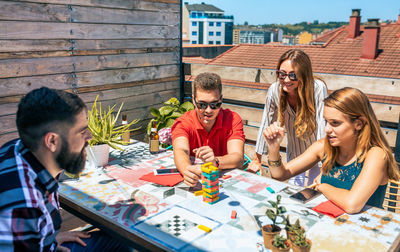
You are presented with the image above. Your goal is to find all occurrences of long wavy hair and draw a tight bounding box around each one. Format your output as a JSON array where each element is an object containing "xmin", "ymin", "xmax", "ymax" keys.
[
  {"xmin": 322, "ymin": 87, "xmax": 400, "ymax": 180},
  {"xmin": 277, "ymin": 49, "xmax": 320, "ymax": 139}
]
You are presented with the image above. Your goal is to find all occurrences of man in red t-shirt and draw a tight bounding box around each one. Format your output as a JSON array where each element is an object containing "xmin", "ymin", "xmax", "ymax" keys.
[{"xmin": 171, "ymin": 72, "xmax": 245, "ymax": 186}]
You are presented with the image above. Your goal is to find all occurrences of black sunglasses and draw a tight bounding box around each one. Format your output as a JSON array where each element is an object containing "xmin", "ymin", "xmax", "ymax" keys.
[
  {"xmin": 195, "ymin": 100, "xmax": 222, "ymax": 110},
  {"xmin": 276, "ymin": 70, "xmax": 298, "ymax": 81}
]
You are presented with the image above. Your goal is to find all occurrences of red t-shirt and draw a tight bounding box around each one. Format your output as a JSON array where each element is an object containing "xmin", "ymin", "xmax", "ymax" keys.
[{"xmin": 171, "ymin": 108, "xmax": 245, "ymax": 156}]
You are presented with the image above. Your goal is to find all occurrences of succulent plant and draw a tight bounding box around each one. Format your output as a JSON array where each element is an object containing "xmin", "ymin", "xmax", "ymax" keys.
[{"xmin": 266, "ymin": 195, "xmax": 287, "ymax": 231}]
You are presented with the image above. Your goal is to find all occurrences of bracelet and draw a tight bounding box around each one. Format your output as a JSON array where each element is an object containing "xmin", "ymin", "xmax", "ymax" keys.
[
  {"xmin": 267, "ymin": 156, "xmax": 282, "ymax": 167},
  {"xmin": 215, "ymin": 157, "xmax": 220, "ymax": 168}
]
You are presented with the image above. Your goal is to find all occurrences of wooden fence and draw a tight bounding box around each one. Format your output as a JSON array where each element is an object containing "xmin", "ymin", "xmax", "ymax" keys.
[{"xmin": 0, "ymin": 0, "xmax": 181, "ymax": 145}]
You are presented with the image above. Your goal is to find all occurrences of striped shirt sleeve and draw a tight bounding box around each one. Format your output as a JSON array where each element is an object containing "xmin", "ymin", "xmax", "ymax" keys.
[{"xmin": 255, "ymin": 82, "xmax": 279, "ymax": 155}]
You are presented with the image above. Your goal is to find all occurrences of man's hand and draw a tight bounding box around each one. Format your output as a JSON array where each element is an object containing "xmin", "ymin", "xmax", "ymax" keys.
[
  {"xmin": 247, "ymin": 159, "xmax": 261, "ymax": 173},
  {"xmin": 193, "ymin": 146, "xmax": 216, "ymax": 164},
  {"xmin": 56, "ymin": 231, "xmax": 91, "ymax": 252},
  {"xmin": 181, "ymin": 164, "xmax": 202, "ymax": 187},
  {"xmin": 263, "ymin": 122, "xmax": 285, "ymax": 151}
]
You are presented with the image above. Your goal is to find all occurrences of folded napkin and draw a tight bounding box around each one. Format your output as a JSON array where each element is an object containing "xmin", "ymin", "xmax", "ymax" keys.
[
  {"xmin": 140, "ymin": 172, "xmax": 183, "ymax": 187},
  {"xmin": 312, "ymin": 200, "xmax": 345, "ymax": 218}
]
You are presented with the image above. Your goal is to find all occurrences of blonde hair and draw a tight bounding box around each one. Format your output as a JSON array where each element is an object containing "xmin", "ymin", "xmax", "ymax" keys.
[
  {"xmin": 277, "ymin": 49, "xmax": 322, "ymax": 139},
  {"xmin": 322, "ymin": 87, "xmax": 400, "ymax": 180}
]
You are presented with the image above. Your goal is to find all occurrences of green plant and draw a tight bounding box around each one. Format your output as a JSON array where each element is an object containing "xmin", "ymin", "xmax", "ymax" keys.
[
  {"xmin": 266, "ymin": 195, "xmax": 287, "ymax": 232},
  {"xmin": 272, "ymin": 234, "xmax": 290, "ymax": 249},
  {"xmin": 285, "ymin": 217, "xmax": 302, "ymax": 233},
  {"xmin": 293, "ymin": 229, "xmax": 310, "ymax": 248},
  {"xmin": 147, "ymin": 97, "xmax": 194, "ymax": 135},
  {"xmin": 88, "ymin": 96, "xmax": 140, "ymax": 151}
]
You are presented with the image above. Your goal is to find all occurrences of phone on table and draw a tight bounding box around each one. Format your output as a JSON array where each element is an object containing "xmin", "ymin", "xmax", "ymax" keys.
[
  {"xmin": 289, "ymin": 188, "xmax": 321, "ymax": 203},
  {"xmin": 153, "ymin": 168, "xmax": 180, "ymax": 175}
]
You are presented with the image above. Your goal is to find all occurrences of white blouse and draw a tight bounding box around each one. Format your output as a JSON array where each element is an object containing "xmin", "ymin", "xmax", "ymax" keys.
[{"xmin": 255, "ymin": 79, "xmax": 328, "ymax": 186}]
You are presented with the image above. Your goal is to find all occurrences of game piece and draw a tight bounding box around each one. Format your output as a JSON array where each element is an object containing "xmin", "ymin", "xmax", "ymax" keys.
[
  {"xmin": 231, "ymin": 210, "xmax": 237, "ymax": 219},
  {"xmin": 198, "ymin": 224, "xmax": 212, "ymax": 233},
  {"xmin": 222, "ymin": 174, "xmax": 232, "ymax": 179},
  {"xmin": 266, "ymin": 187, "xmax": 275, "ymax": 193},
  {"xmin": 201, "ymin": 163, "xmax": 220, "ymax": 204},
  {"xmin": 194, "ymin": 190, "xmax": 203, "ymax": 196}
]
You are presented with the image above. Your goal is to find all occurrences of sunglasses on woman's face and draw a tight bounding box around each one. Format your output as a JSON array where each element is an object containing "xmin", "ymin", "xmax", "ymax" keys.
[
  {"xmin": 276, "ymin": 70, "xmax": 298, "ymax": 81},
  {"xmin": 195, "ymin": 100, "xmax": 222, "ymax": 110}
]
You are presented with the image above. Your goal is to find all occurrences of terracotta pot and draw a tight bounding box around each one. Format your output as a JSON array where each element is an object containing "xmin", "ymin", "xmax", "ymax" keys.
[
  {"xmin": 88, "ymin": 144, "xmax": 110, "ymax": 167},
  {"xmin": 270, "ymin": 240, "xmax": 291, "ymax": 252},
  {"xmin": 292, "ymin": 239, "xmax": 312, "ymax": 252},
  {"xmin": 261, "ymin": 225, "xmax": 281, "ymax": 249}
]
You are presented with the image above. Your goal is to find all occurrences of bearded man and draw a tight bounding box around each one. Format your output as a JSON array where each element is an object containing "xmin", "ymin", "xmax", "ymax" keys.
[{"xmin": 0, "ymin": 87, "xmax": 130, "ymax": 251}]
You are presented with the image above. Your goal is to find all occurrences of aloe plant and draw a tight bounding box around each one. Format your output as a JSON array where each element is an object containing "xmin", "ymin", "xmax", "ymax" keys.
[
  {"xmin": 293, "ymin": 229, "xmax": 310, "ymax": 248},
  {"xmin": 88, "ymin": 96, "xmax": 140, "ymax": 151},
  {"xmin": 266, "ymin": 195, "xmax": 287, "ymax": 231},
  {"xmin": 147, "ymin": 97, "xmax": 194, "ymax": 135},
  {"xmin": 285, "ymin": 217, "xmax": 302, "ymax": 233}
]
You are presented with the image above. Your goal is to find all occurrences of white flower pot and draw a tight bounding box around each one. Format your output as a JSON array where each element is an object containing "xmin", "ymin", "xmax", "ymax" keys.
[{"xmin": 87, "ymin": 144, "xmax": 110, "ymax": 167}]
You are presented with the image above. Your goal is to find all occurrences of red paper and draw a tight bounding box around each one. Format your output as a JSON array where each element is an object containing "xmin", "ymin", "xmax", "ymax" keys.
[
  {"xmin": 140, "ymin": 172, "xmax": 183, "ymax": 187},
  {"xmin": 312, "ymin": 200, "xmax": 345, "ymax": 218}
]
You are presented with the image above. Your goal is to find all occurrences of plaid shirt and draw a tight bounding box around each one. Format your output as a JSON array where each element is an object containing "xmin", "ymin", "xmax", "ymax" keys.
[{"xmin": 0, "ymin": 139, "xmax": 61, "ymax": 251}]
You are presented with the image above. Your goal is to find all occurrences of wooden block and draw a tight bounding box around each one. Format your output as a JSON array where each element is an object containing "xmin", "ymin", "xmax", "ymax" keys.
[
  {"xmin": 231, "ymin": 210, "xmax": 237, "ymax": 219},
  {"xmin": 194, "ymin": 190, "xmax": 203, "ymax": 196},
  {"xmin": 198, "ymin": 224, "xmax": 212, "ymax": 233},
  {"xmin": 222, "ymin": 175, "xmax": 232, "ymax": 179}
]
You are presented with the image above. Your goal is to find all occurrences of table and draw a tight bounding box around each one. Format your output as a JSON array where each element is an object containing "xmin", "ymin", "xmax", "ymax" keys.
[{"xmin": 59, "ymin": 141, "xmax": 400, "ymax": 252}]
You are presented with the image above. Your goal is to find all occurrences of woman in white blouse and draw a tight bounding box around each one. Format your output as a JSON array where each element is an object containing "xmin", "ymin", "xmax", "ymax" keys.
[{"xmin": 248, "ymin": 49, "xmax": 328, "ymax": 186}]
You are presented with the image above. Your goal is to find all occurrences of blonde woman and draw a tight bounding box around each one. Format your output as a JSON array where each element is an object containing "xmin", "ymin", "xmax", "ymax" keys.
[
  {"xmin": 248, "ymin": 49, "xmax": 327, "ymax": 186},
  {"xmin": 264, "ymin": 87, "xmax": 400, "ymax": 213}
]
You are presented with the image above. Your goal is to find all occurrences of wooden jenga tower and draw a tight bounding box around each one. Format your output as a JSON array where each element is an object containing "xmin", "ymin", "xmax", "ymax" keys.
[{"xmin": 201, "ymin": 162, "xmax": 219, "ymax": 204}]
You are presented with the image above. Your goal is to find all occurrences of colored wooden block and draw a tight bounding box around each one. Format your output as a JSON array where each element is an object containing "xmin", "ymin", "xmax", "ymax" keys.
[
  {"xmin": 203, "ymin": 196, "xmax": 219, "ymax": 204},
  {"xmin": 198, "ymin": 224, "xmax": 212, "ymax": 233},
  {"xmin": 231, "ymin": 210, "xmax": 237, "ymax": 219},
  {"xmin": 202, "ymin": 172, "xmax": 219, "ymax": 180},
  {"xmin": 202, "ymin": 179, "xmax": 219, "ymax": 187},
  {"xmin": 266, "ymin": 187, "xmax": 275, "ymax": 193},
  {"xmin": 222, "ymin": 174, "xmax": 232, "ymax": 179},
  {"xmin": 203, "ymin": 187, "xmax": 219, "ymax": 194},
  {"xmin": 194, "ymin": 190, "xmax": 203, "ymax": 196},
  {"xmin": 203, "ymin": 191, "xmax": 219, "ymax": 199}
]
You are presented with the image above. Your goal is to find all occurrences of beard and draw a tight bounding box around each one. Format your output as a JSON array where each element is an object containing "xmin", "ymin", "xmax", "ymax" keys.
[{"xmin": 56, "ymin": 137, "xmax": 88, "ymax": 175}]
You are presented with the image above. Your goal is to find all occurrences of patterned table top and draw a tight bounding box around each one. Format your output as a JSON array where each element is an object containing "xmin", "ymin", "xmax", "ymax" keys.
[{"xmin": 59, "ymin": 141, "xmax": 400, "ymax": 252}]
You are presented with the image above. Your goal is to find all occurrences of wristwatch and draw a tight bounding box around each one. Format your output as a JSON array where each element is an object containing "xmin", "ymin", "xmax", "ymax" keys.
[{"xmin": 215, "ymin": 158, "xmax": 220, "ymax": 168}]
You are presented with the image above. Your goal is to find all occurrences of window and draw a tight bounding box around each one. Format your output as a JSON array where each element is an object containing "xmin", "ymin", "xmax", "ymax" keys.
[
  {"xmin": 198, "ymin": 12, "xmax": 203, "ymax": 17},
  {"xmin": 191, "ymin": 12, "xmax": 196, "ymax": 18},
  {"xmin": 216, "ymin": 31, "xmax": 221, "ymax": 36},
  {"xmin": 209, "ymin": 41, "xmax": 214, "ymax": 44},
  {"xmin": 209, "ymin": 22, "xmax": 214, "ymax": 26},
  {"xmin": 192, "ymin": 41, "xmax": 197, "ymax": 44},
  {"xmin": 192, "ymin": 21, "xmax": 197, "ymax": 26},
  {"xmin": 209, "ymin": 31, "xmax": 214, "ymax": 36},
  {"xmin": 192, "ymin": 31, "xmax": 197, "ymax": 36},
  {"xmin": 216, "ymin": 41, "xmax": 221, "ymax": 45},
  {"xmin": 216, "ymin": 22, "xmax": 221, "ymax": 27}
]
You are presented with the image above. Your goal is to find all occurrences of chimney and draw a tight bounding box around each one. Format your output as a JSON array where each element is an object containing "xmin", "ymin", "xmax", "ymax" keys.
[
  {"xmin": 398, "ymin": 14, "xmax": 400, "ymax": 24},
  {"xmin": 184, "ymin": 2, "xmax": 188, "ymax": 5},
  {"xmin": 348, "ymin": 9, "xmax": 361, "ymax": 38},
  {"xmin": 361, "ymin": 19, "xmax": 380, "ymax": 60}
]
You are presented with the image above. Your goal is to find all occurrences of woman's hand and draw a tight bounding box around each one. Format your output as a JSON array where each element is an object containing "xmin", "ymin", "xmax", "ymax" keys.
[
  {"xmin": 263, "ymin": 122, "xmax": 285, "ymax": 151},
  {"xmin": 313, "ymin": 174, "xmax": 322, "ymax": 191}
]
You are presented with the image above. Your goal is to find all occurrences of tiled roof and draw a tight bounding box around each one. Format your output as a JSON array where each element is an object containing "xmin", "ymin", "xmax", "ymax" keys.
[
  {"xmin": 182, "ymin": 44, "xmax": 232, "ymax": 48},
  {"xmin": 206, "ymin": 23, "xmax": 400, "ymax": 79},
  {"xmin": 185, "ymin": 4, "xmax": 223, "ymax": 13},
  {"xmin": 182, "ymin": 56, "xmax": 211, "ymax": 64}
]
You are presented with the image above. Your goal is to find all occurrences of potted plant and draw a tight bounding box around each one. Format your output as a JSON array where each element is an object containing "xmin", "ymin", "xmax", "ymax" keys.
[
  {"xmin": 292, "ymin": 229, "xmax": 312, "ymax": 252},
  {"xmin": 88, "ymin": 96, "xmax": 140, "ymax": 166},
  {"xmin": 271, "ymin": 234, "xmax": 291, "ymax": 252},
  {"xmin": 285, "ymin": 217, "xmax": 303, "ymax": 242},
  {"xmin": 262, "ymin": 195, "xmax": 287, "ymax": 249},
  {"xmin": 147, "ymin": 97, "xmax": 194, "ymax": 147}
]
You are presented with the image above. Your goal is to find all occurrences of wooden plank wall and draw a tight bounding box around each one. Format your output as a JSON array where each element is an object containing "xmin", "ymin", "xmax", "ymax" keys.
[
  {"xmin": 185, "ymin": 63, "xmax": 400, "ymax": 165},
  {"xmin": 0, "ymin": 0, "xmax": 181, "ymax": 145}
]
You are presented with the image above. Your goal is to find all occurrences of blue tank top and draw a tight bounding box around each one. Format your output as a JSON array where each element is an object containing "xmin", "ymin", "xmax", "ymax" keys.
[{"xmin": 321, "ymin": 160, "xmax": 387, "ymax": 208}]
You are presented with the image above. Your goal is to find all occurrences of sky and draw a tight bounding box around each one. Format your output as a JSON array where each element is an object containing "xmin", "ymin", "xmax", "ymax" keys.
[{"xmin": 183, "ymin": 0, "xmax": 400, "ymax": 25}]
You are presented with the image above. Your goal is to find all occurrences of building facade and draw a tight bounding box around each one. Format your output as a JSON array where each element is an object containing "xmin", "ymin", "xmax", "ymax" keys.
[
  {"xmin": 237, "ymin": 29, "xmax": 282, "ymax": 44},
  {"xmin": 183, "ymin": 2, "xmax": 233, "ymax": 45}
]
